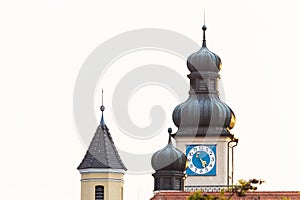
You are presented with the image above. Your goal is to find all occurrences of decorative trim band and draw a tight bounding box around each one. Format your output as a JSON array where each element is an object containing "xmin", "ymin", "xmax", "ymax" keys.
[
  {"xmin": 81, "ymin": 178, "xmax": 124, "ymax": 183},
  {"xmin": 79, "ymin": 168, "xmax": 125, "ymax": 174},
  {"xmin": 185, "ymin": 185, "xmax": 229, "ymax": 192}
]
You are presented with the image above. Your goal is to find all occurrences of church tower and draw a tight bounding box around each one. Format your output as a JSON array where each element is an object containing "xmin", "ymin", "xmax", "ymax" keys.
[
  {"xmin": 172, "ymin": 25, "xmax": 238, "ymax": 190},
  {"xmin": 77, "ymin": 91, "xmax": 127, "ymax": 200}
]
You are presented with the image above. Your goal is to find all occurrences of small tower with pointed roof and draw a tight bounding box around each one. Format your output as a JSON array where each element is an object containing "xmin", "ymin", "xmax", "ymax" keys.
[{"xmin": 78, "ymin": 90, "xmax": 126, "ymax": 200}]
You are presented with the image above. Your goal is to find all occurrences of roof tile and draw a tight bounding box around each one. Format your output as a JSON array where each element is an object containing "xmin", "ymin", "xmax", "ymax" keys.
[{"xmin": 77, "ymin": 124, "xmax": 127, "ymax": 170}]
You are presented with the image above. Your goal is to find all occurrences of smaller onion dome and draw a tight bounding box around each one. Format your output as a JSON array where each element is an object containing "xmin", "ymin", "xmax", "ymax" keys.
[
  {"xmin": 187, "ymin": 25, "xmax": 222, "ymax": 72},
  {"xmin": 151, "ymin": 128, "xmax": 187, "ymax": 172}
]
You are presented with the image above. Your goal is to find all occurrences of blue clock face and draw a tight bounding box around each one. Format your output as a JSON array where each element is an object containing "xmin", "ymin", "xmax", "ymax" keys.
[{"xmin": 186, "ymin": 145, "xmax": 216, "ymax": 176}]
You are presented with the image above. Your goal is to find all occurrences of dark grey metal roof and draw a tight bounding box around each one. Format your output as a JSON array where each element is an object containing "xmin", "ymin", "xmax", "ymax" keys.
[
  {"xmin": 151, "ymin": 128, "xmax": 186, "ymax": 191},
  {"xmin": 151, "ymin": 128, "xmax": 186, "ymax": 172},
  {"xmin": 77, "ymin": 108, "xmax": 127, "ymax": 170},
  {"xmin": 187, "ymin": 25, "xmax": 222, "ymax": 73},
  {"xmin": 172, "ymin": 24, "xmax": 235, "ymax": 138}
]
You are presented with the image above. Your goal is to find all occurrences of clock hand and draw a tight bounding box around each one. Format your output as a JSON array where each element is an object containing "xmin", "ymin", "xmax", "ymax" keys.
[
  {"xmin": 200, "ymin": 158, "xmax": 206, "ymax": 168},
  {"xmin": 196, "ymin": 153, "xmax": 207, "ymax": 168}
]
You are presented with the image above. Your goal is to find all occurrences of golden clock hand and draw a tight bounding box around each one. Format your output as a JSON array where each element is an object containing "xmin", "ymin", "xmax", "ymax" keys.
[
  {"xmin": 196, "ymin": 152, "xmax": 207, "ymax": 168},
  {"xmin": 200, "ymin": 158, "xmax": 206, "ymax": 168}
]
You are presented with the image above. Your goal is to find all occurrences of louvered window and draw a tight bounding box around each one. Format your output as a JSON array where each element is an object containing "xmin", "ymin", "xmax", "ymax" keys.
[
  {"xmin": 95, "ymin": 185, "xmax": 104, "ymax": 200},
  {"xmin": 174, "ymin": 178, "xmax": 181, "ymax": 190},
  {"xmin": 164, "ymin": 177, "xmax": 171, "ymax": 190}
]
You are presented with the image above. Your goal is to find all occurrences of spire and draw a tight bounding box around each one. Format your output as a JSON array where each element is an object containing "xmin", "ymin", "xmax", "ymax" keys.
[
  {"xmin": 202, "ymin": 10, "xmax": 207, "ymax": 47},
  {"xmin": 168, "ymin": 127, "xmax": 172, "ymax": 143},
  {"xmin": 204, "ymin": 9, "xmax": 206, "ymax": 24},
  {"xmin": 202, "ymin": 24, "xmax": 207, "ymax": 47},
  {"xmin": 100, "ymin": 89, "xmax": 105, "ymax": 126}
]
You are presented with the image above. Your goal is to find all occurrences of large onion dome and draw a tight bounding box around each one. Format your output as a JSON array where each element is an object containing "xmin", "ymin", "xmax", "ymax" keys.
[
  {"xmin": 172, "ymin": 96, "xmax": 236, "ymax": 136},
  {"xmin": 172, "ymin": 24, "xmax": 235, "ymax": 137}
]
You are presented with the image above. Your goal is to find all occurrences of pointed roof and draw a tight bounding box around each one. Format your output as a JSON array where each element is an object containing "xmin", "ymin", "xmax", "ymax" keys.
[
  {"xmin": 77, "ymin": 124, "xmax": 127, "ymax": 170},
  {"xmin": 77, "ymin": 91, "xmax": 126, "ymax": 171}
]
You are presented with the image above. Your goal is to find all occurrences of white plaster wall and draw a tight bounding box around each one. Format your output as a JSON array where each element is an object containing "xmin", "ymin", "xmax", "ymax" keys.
[{"xmin": 175, "ymin": 136, "xmax": 232, "ymax": 186}]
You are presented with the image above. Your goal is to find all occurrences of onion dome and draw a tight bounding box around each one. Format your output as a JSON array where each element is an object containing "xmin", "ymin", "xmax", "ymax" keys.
[
  {"xmin": 172, "ymin": 96, "xmax": 236, "ymax": 136},
  {"xmin": 172, "ymin": 24, "xmax": 235, "ymax": 137},
  {"xmin": 151, "ymin": 128, "xmax": 187, "ymax": 171},
  {"xmin": 187, "ymin": 25, "xmax": 222, "ymax": 73},
  {"xmin": 151, "ymin": 128, "xmax": 187, "ymax": 191}
]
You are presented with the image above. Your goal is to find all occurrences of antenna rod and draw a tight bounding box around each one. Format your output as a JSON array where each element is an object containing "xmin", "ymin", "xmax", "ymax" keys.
[
  {"xmin": 204, "ymin": 9, "xmax": 206, "ymax": 25},
  {"xmin": 102, "ymin": 88, "xmax": 103, "ymax": 106}
]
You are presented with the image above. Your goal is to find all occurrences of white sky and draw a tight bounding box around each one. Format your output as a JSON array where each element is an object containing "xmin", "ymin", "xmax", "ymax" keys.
[{"xmin": 1, "ymin": 1, "xmax": 300, "ymax": 200}]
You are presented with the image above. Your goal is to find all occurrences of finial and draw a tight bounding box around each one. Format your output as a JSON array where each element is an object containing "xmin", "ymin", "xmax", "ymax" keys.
[
  {"xmin": 100, "ymin": 88, "xmax": 105, "ymax": 112},
  {"xmin": 202, "ymin": 10, "xmax": 207, "ymax": 47},
  {"xmin": 100, "ymin": 88, "xmax": 105, "ymax": 125},
  {"xmin": 168, "ymin": 127, "xmax": 172, "ymax": 143}
]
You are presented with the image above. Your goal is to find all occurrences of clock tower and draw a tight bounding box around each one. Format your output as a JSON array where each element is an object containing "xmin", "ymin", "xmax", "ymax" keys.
[{"xmin": 172, "ymin": 25, "xmax": 238, "ymax": 190}]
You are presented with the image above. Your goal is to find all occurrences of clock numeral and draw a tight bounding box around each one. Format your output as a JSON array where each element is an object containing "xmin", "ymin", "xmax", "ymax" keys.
[
  {"xmin": 189, "ymin": 163, "xmax": 194, "ymax": 168},
  {"xmin": 209, "ymin": 163, "xmax": 213, "ymax": 167},
  {"xmin": 211, "ymin": 157, "xmax": 214, "ymax": 162},
  {"xmin": 189, "ymin": 152, "xmax": 193, "ymax": 156},
  {"xmin": 204, "ymin": 167, "xmax": 208, "ymax": 172},
  {"xmin": 188, "ymin": 158, "xmax": 191, "ymax": 162}
]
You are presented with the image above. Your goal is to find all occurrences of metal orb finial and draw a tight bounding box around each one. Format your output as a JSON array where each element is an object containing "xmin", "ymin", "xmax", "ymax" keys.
[
  {"xmin": 202, "ymin": 9, "xmax": 207, "ymax": 33},
  {"xmin": 100, "ymin": 88, "xmax": 106, "ymax": 125},
  {"xmin": 202, "ymin": 25, "xmax": 207, "ymax": 47},
  {"xmin": 100, "ymin": 88, "xmax": 105, "ymax": 112},
  {"xmin": 100, "ymin": 105, "xmax": 105, "ymax": 111},
  {"xmin": 201, "ymin": 10, "xmax": 207, "ymax": 47}
]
